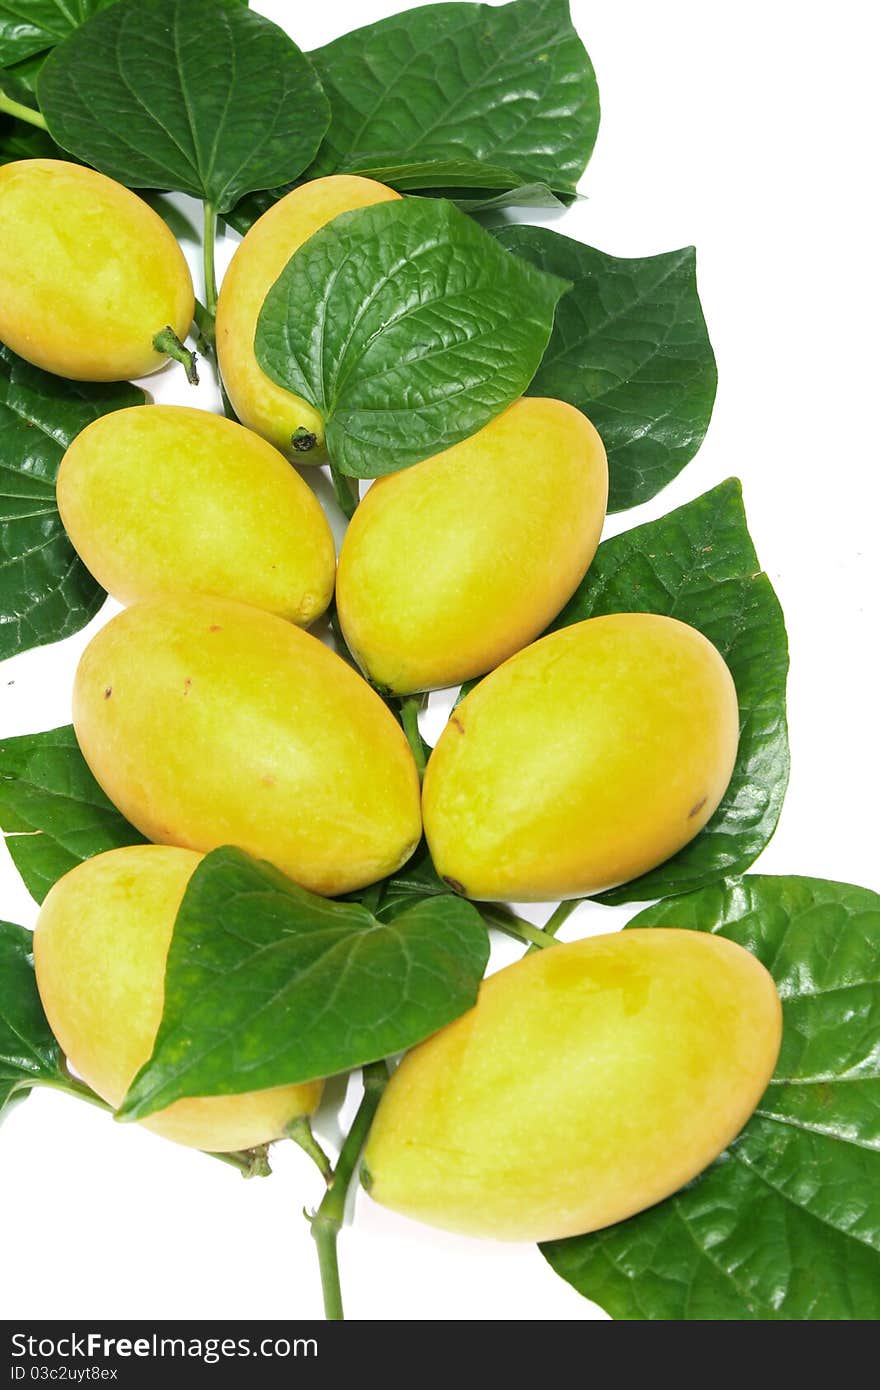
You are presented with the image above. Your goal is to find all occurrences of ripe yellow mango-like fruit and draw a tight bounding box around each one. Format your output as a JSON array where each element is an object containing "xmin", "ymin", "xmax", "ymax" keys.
[
  {"xmin": 336, "ymin": 399, "xmax": 608, "ymax": 694},
  {"xmin": 216, "ymin": 175, "xmax": 400, "ymax": 456},
  {"xmin": 0, "ymin": 160, "xmax": 193, "ymax": 381},
  {"xmin": 57, "ymin": 405, "xmax": 335, "ymax": 625},
  {"xmin": 34, "ymin": 845, "xmax": 321, "ymax": 1151},
  {"xmin": 73, "ymin": 597, "xmax": 421, "ymax": 896},
  {"xmin": 363, "ymin": 928, "xmax": 781, "ymax": 1241},
  {"xmin": 423, "ymin": 613, "xmax": 739, "ymax": 901}
]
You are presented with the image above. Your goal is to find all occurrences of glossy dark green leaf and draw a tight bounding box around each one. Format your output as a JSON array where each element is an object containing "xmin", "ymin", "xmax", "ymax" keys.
[
  {"xmin": 226, "ymin": 171, "xmax": 563, "ymax": 238},
  {"xmin": 307, "ymin": 0, "xmax": 598, "ymax": 195},
  {"xmin": 0, "ymin": 918, "xmax": 63, "ymax": 1117},
  {"xmin": 548, "ymin": 479, "xmax": 788, "ymax": 904},
  {"xmin": 0, "ymin": 0, "xmax": 116, "ymax": 67},
  {"xmin": 0, "ymin": 47, "xmax": 46, "ymax": 97},
  {"xmin": 543, "ymin": 876, "xmax": 880, "ymax": 1320},
  {"xmin": 0, "ymin": 345, "xmax": 144, "ymax": 661},
  {"xmin": 119, "ymin": 847, "xmax": 489, "ymax": 1121},
  {"xmin": 37, "ymin": 0, "xmax": 329, "ymax": 213},
  {"xmin": 0, "ymin": 725, "xmax": 145, "ymax": 904},
  {"xmin": 495, "ymin": 227, "xmax": 717, "ymax": 511},
  {"xmin": 256, "ymin": 197, "xmax": 567, "ymax": 478}
]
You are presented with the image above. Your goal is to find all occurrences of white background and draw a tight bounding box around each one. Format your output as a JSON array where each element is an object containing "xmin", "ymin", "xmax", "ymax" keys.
[{"xmin": 1, "ymin": 0, "xmax": 877, "ymax": 1322}]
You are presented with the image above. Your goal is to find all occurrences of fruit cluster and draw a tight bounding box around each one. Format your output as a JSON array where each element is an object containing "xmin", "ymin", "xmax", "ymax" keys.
[{"xmin": 0, "ymin": 156, "xmax": 783, "ymax": 1254}]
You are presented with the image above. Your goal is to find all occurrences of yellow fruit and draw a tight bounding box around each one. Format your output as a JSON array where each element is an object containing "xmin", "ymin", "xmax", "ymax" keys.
[
  {"xmin": 0, "ymin": 160, "xmax": 193, "ymax": 381},
  {"xmin": 423, "ymin": 613, "xmax": 739, "ymax": 901},
  {"xmin": 363, "ymin": 928, "xmax": 781, "ymax": 1241},
  {"xmin": 73, "ymin": 596, "xmax": 421, "ymax": 896},
  {"xmin": 33, "ymin": 845, "xmax": 321, "ymax": 1151},
  {"xmin": 336, "ymin": 399, "xmax": 608, "ymax": 694},
  {"xmin": 216, "ymin": 175, "xmax": 400, "ymax": 456},
  {"xmin": 57, "ymin": 405, "xmax": 336, "ymax": 625}
]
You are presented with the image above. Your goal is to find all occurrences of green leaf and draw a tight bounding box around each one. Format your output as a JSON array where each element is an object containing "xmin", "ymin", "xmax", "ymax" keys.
[
  {"xmin": 226, "ymin": 171, "xmax": 564, "ymax": 238},
  {"xmin": 543, "ymin": 875, "xmax": 880, "ymax": 1320},
  {"xmin": 0, "ymin": 0, "xmax": 116, "ymax": 67},
  {"xmin": 255, "ymin": 196, "xmax": 567, "ymax": 478},
  {"xmin": 37, "ymin": 0, "xmax": 330, "ymax": 213},
  {"xmin": 118, "ymin": 847, "xmax": 489, "ymax": 1122},
  {"xmin": 0, "ymin": 918, "xmax": 63, "ymax": 1118},
  {"xmin": 306, "ymin": 0, "xmax": 599, "ymax": 196},
  {"xmin": 0, "ymin": 344, "xmax": 144, "ymax": 661},
  {"xmin": 344, "ymin": 839, "xmax": 449, "ymax": 923},
  {"xmin": 0, "ymin": 53, "xmax": 69, "ymax": 164},
  {"xmin": 0, "ymin": 109, "xmax": 60, "ymax": 164},
  {"xmin": 495, "ymin": 226, "xmax": 717, "ymax": 511},
  {"xmin": 0, "ymin": 726, "xmax": 145, "ymax": 905},
  {"xmin": 547, "ymin": 479, "xmax": 788, "ymax": 904}
]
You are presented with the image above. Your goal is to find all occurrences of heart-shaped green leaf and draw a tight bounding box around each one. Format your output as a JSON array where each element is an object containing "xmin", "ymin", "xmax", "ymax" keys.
[
  {"xmin": 495, "ymin": 226, "xmax": 717, "ymax": 512},
  {"xmin": 0, "ymin": 918, "xmax": 63, "ymax": 1117},
  {"xmin": 0, "ymin": 726, "xmax": 145, "ymax": 904},
  {"xmin": 0, "ymin": 345, "xmax": 144, "ymax": 661},
  {"xmin": 552, "ymin": 479, "xmax": 789, "ymax": 904},
  {"xmin": 543, "ymin": 875, "xmax": 880, "ymax": 1320},
  {"xmin": 118, "ymin": 847, "xmax": 489, "ymax": 1122},
  {"xmin": 307, "ymin": 0, "xmax": 598, "ymax": 195},
  {"xmin": 255, "ymin": 196, "xmax": 567, "ymax": 478},
  {"xmin": 37, "ymin": 0, "xmax": 329, "ymax": 213},
  {"xmin": 0, "ymin": 0, "xmax": 117, "ymax": 67}
]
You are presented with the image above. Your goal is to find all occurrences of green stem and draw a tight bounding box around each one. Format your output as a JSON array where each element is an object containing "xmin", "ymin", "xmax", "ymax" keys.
[
  {"xmin": 192, "ymin": 297, "xmax": 215, "ymax": 356},
  {"xmin": 478, "ymin": 903, "xmax": 557, "ymax": 951},
  {"xmin": 39, "ymin": 1074, "xmax": 113, "ymax": 1113},
  {"xmin": 0, "ymin": 90, "xmax": 48, "ymax": 130},
  {"xmin": 325, "ymin": 598, "xmax": 359, "ymax": 670},
  {"xmin": 330, "ymin": 464, "xmax": 359, "ymax": 520},
  {"xmin": 153, "ymin": 325, "xmax": 199, "ymax": 385},
  {"xmin": 287, "ymin": 1116, "xmax": 333, "ymax": 1184},
  {"xmin": 37, "ymin": 1073, "xmax": 269, "ymax": 1176},
  {"xmin": 399, "ymin": 694, "xmax": 428, "ymax": 779},
  {"xmin": 206, "ymin": 1144, "xmax": 271, "ymax": 1177},
  {"xmin": 309, "ymin": 1062, "xmax": 388, "ymax": 1320},
  {"xmin": 202, "ymin": 200, "xmax": 218, "ymax": 326},
  {"xmin": 538, "ymin": 899, "xmax": 581, "ymax": 946}
]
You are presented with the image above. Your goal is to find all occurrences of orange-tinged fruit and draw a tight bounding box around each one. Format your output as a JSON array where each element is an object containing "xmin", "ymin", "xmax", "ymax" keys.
[
  {"xmin": 363, "ymin": 928, "xmax": 782, "ymax": 1241},
  {"xmin": 216, "ymin": 175, "xmax": 400, "ymax": 456},
  {"xmin": 57, "ymin": 405, "xmax": 336, "ymax": 624},
  {"xmin": 336, "ymin": 398, "xmax": 608, "ymax": 694},
  {"xmin": 0, "ymin": 159, "xmax": 194, "ymax": 381},
  {"xmin": 73, "ymin": 597, "xmax": 422, "ymax": 896},
  {"xmin": 423, "ymin": 613, "xmax": 739, "ymax": 901},
  {"xmin": 34, "ymin": 846, "xmax": 321, "ymax": 1151}
]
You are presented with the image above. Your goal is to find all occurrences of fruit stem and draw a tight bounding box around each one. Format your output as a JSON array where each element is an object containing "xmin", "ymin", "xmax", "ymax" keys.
[
  {"xmin": 309, "ymin": 1062, "xmax": 388, "ymax": 1320},
  {"xmin": 153, "ymin": 326, "xmax": 199, "ymax": 385},
  {"xmin": 532, "ymin": 899, "xmax": 581, "ymax": 951},
  {"xmin": 192, "ymin": 297, "xmax": 215, "ymax": 355},
  {"xmin": 287, "ymin": 1115, "xmax": 333, "ymax": 1184},
  {"xmin": 478, "ymin": 903, "xmax": 557, "ymax": 950},
  {"xmin": 207, "ymin": 1144, "xmax": 272, "ymax": 1178},
  {"xmin": 202, "ymin": 200, "xmax": 219, "ymax": 326},
  {"xmin": 37, "ymin": 1072, "xmax": 269, "ymax": 1176},
  {"xmin": 330, "ymin": 465, "xmax": 359, "ymax": 520},
  {"xmin": 0, "ymin": 90, "xmax": 48, "ymax": 130},
  {"xmin": 399, "ymin": 694, "xmax": 429, "ymax": 779}
]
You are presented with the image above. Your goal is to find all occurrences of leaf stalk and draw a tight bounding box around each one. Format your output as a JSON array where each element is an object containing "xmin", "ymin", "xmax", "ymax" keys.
[{"xmin": 0, "ymin": 90, "xmax": 48, "ymax": 130}]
